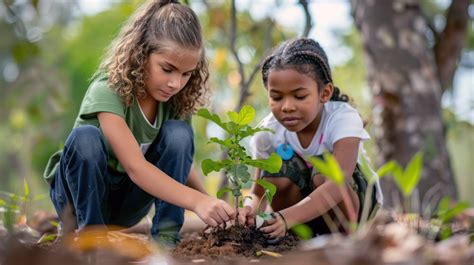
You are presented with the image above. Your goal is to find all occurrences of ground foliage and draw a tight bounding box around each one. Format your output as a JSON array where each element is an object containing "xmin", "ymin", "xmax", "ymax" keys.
[{"xmin": 0, "ymin": 209, "xmax": 473, "ymax": 265}]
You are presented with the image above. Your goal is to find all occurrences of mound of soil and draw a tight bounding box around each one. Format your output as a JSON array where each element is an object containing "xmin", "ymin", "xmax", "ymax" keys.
[{"xmin": 173, "ymin": 225, "xmax": 299, "ymax": 262}]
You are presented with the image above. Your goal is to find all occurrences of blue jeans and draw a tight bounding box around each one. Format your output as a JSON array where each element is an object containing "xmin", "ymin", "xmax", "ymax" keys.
[{"xmin": 50, "ymin": 120, "xmax": 194, "ymax": 242}]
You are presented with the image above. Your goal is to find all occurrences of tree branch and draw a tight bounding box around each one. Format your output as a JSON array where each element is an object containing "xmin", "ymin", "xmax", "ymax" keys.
[
  {"xmin": 230, "ymin": 0, "xmax": 246, "ymax": 85},
  {"xmin": 433, "ymin": 0, "xmax": 470, "ymax": 92},
  {"xmin": 236, "ymin": 19, "xmax": 275, "ymax": 110},
  {"xmin": 298, "ymin": 0, "xmax": 312, "ymax": 38}
]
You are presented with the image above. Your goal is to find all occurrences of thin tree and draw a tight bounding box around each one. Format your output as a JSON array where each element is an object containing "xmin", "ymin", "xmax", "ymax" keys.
[{"xmin": 350, "ymin": 0, "xmax": 469, "ymax": 212}]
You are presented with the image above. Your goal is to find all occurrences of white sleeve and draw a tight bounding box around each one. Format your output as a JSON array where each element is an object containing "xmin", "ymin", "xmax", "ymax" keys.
[
  {"xmin": 249, "ymin": 131, "xmax": 274, "ymax": 159},
  {"xmin": 328, "ymin": 107, "xmax": 370, "ymax": 145}
]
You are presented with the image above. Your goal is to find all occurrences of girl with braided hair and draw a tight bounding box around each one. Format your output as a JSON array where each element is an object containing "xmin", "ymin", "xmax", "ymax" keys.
[
  {"xmin": 44, "ymin": 0, "xmax": 235, "ymax": 245},
  {"xmin": 239, "ymin": 38, "xmax": 382, "ymax": 239}
]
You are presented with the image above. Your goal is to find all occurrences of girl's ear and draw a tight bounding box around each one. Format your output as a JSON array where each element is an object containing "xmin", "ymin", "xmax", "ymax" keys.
[{"xmin": 320, "ymin": 83, "xmax": 333, "ymax": 103}]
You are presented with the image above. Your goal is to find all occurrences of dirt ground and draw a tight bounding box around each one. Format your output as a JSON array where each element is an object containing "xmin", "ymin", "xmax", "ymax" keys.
[
  {"xmin": 1, "ymin": 209, "xmax": 473, "ymax": 265},
  {"xmin": 173, "ymin": 224, "xmax": 299, "ymax": 262}
]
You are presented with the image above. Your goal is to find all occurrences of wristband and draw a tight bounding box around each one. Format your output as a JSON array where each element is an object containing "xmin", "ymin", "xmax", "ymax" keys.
[{"xmin": 275, "ymin": 211, "xmax": 288, "ymax": 234}]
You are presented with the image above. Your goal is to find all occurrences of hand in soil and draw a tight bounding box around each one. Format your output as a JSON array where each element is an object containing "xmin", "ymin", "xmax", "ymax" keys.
[
  {"xmin": 237, "ymin": 206, "xmax": 255, "ymax": 227},
  {"xmin": 193, "ymin": 195, "xmax": 236, "ymax": 227},
  {"xmin": 259, "ymin": 212, "xmax": 287, "ymax": 239}
]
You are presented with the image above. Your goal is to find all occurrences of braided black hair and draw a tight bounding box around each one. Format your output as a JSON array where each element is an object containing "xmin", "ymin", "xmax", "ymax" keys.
[{"xmin": 261, "ymin": 38, "xmax": 348, "ymax": 102}]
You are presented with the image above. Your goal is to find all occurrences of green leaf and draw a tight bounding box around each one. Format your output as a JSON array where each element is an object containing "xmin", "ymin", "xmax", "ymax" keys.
[
  {"xmin": 228, "ymin": 164, "xmax": 250, "ymax": 183},
  {"xmin": 216, "ymin": 187, "xmax": 233, "ymax": 199},
  {"xmin": 255, "ymin": 179, "xmax": 277, "ymax": 205},
  {"xmin": 49, "ymin": 220, "xmax": 59, "ymax": 228},
  {"xmin": 291, "ymin": 224, "xmax": 313, "ymax": 240},
  {"xmin": 238, "ymin": 105, "xmax": 256, "ymax": 125},
  {"xmin": 309, "ymin": 153, "xmax": 344, "ymax": 186},
  {"xmin": 376, "ymin": 160, "xmax": 401, "ymax": 178},
  {"xmin": 201, "ymin": 159, "xmax": 228, "ymax": 176},
  {"xmin": 227, "ymin": 111, "xmax": 239, "ymax": 123},
  {"xmin": 225, "ymin": 122, "xmax": 239, "ymax": 134},
  {"xmin": 197, "ymin": 108, "xmax": 229, "ymax": 133},
  {"xmin": 38, "ymin": 234, "xmax": 58, "ymax": 244},
  {"xmin": 245, "ymin": 153, "xmax": 282, "ymax": 173},
  {"xmin": 324, "ymin": 153, "xmax": 345, "ymax": 185},
  {"xmin": 440, "ymin": 226, "xmax": 452, "ymax": 240},
  {"xmin": 227, "ymin": 105, "xmax": 255, "ymax": 126},
  {"xmin": 309, "ymin": 157, "xmax": 329, "ymax": 176},
  {"xmin": 441, "ymin": 202, "xmax": 469, "ymax": 224},
  {"xmin": 209, "ymin": 137, "xmax": 232, "ymax": 148},
  {"xmin": 239, "ymin": 127, "xmax": 273, "ymax": 139},
  {"xmin": 436, "ymin": 196, "xmax": 451, "ymax": 215},
  {"xmin": 394, "ymin": 152, "xmax": 423, "ymax": 197}
]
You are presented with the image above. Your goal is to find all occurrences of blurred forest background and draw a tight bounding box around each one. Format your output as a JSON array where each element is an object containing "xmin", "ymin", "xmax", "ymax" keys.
[{"xmin": 0, "ymin": 0, "xmax": 472, "ymax": 217}]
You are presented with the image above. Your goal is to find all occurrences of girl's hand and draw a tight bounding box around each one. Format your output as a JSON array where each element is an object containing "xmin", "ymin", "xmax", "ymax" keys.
[
  {"xmin": 193, "ymin": 196, "xmax": 236, "ymax": 227},
  {"xmin": 238, "ymin": 205, "xmax": 255, "ymax": 226},
  {"xmin": 259, "ymin": 212, "xmax": 287, "ymax": 238}
]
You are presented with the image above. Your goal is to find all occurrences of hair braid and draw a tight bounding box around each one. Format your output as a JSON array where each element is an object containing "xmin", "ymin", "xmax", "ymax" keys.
[
  {"xmin": 289, "ymin": 50, "xmax": 333, "ymax": 83},
  {"xmin": 261, "ymin": 38, "xmax": 349, "ymax": 103}
]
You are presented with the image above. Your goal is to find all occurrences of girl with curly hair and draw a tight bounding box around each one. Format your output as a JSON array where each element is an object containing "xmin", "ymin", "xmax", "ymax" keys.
[{"xmin": 44, "ymin": 0, "xmax": 235, "ymax": 245}]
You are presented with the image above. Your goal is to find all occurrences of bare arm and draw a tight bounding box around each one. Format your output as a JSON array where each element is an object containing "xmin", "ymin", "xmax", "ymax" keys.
[
  {"xmin": 186, "ymin": 167, "xmax": 208, "ymax": 195},
  {"xmin": 279, "ymin": 137, "xmax": 360, "ymax": 228},
  {"xmin": 98, "ymin": 112, "xmax": 235, "ymax": 226}
]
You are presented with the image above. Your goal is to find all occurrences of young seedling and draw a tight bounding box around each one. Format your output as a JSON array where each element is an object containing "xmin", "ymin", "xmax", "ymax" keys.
[
  {"xmin": 310, "ymin": 151, "xmax": 426, "ymax": 232},
  {"xmin": 376, "ymin": 152, "xmax": 424, "ymax": 212},
  {"xmin": 197, "ymin": 105, "xmax": 282, "ymax": 223},
  {"xmin": 0, "ymin": 178, "xmax": 31, "ymax": 232},
  {"xmin": 309, "ymin": 153, "xmax": 358, "ymax": 232}
]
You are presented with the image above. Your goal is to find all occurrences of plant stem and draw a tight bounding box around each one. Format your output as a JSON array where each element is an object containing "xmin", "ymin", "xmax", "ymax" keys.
[
  {"xmin": 339, "ymin": 186, "xmax": 357, "ymax": 232},
  {"xmin": 235, "ymin": 195, "xmax": 239, "ymax": 223},
  {"xmin": 255, "ymin": 194, "xmax": 265, "ymax": 215},
  {"xmin": 359, "ymin": 183, "xmax": 374, "ymax": 229}
]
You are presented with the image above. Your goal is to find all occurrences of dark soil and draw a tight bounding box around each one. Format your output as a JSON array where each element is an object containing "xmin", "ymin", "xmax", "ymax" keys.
[{"xmin": 173, "ymin": 224, "xmax": 299, "ymax": 262}]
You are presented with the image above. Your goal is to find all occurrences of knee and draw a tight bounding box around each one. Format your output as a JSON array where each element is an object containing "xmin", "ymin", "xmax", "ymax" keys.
[
  {"xmin": 159, "ymin": 120, "xmax": 194, "ymax": 154},
  {"xmin": 65, "ymin": 125, "xmax": 105, "ymax": 160}
]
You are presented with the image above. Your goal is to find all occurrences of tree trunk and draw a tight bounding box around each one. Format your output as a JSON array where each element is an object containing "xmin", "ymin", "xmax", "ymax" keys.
[{"xmin": 350, "ymin": 0, "xmax": 458, "ymax": 212}]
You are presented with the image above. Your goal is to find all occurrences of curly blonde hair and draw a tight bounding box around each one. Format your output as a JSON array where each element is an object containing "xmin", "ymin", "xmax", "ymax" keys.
[{"xmin": 97, "ymin": 0, "xmax": 209, "ymax": 118}]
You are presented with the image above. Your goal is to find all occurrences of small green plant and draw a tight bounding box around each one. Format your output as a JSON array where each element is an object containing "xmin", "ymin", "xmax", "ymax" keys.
[
  {"xmin": 309, "ymin": 152, "xmax": 425, "ymax": 231},
  {"xmin": 0, "ymin": 178, "xmax": 32, "ymax": 232},
  {"xmin": 432, "ymin": 196, "xmax": 470, "ymax": 240},
  {"xmin": 376, "ymin": 152, "xmax": 424, "ymax": 198},
  {"xmin": 197, "ymin": 105, "xmax": 282, "ymax": 222},
  {"xmin": 309, "ymin": 153, "xmax": 358, "ymax": 232}
]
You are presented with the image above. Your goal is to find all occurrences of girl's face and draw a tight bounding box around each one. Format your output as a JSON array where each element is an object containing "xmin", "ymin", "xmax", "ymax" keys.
[
  {"xmin": 267, "ymin": 68, "xmax": 332, "ymax": 134},
  {"xmin": 144, "ymin": 46, "xmax": 200, "ymax": 102}
]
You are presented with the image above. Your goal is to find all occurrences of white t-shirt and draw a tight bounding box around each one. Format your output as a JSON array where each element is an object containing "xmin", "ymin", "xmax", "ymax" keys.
[{"xmin": 250, "ymin": 101, "xmax": 383, "ymax": 204}]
